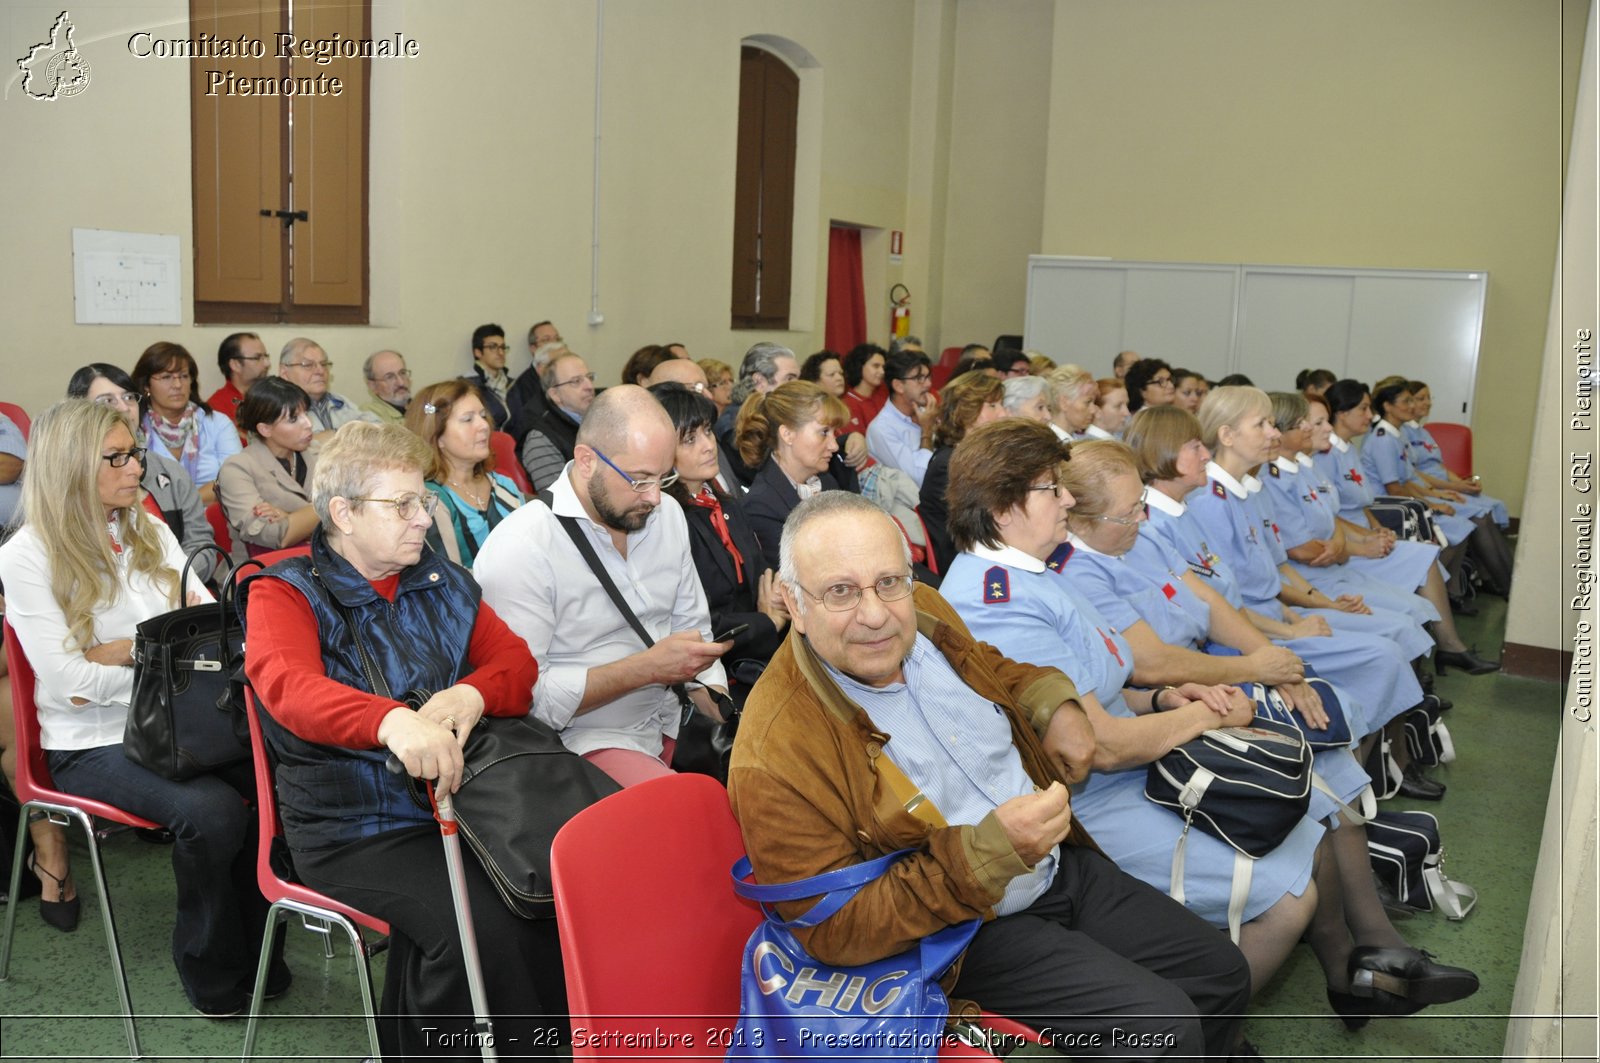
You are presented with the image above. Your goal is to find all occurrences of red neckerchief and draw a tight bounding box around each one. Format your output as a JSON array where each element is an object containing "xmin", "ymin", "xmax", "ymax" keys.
[{"xmin": 687, "ymin": 485, "xmax": 744, "ymax": 584}]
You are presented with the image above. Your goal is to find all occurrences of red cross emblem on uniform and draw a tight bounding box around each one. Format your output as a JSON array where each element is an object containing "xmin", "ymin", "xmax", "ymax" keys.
[
  {"xmin": 1099, "ymin": 628, "xmax": 1123, "ymax": 665},
  {"xmin": 1423, "ymin": 442, "xmax": 1436, "ymax": 453},
  {"xmin": 1347, "ymin": 469, "xmax": 1363, "ymax": 485},
  {"xmin": 1270, "ymin": 522, "xmax": 1280, "ymax": 541},
  {"xmin": 1162, "ymin": 582, "xmax": 1177, "ymax": 600}
]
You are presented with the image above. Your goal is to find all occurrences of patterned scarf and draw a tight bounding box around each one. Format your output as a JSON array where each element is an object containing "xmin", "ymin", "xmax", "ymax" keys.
[{"xmin": 144, "ymin": 404, "xmax": 201, "ymax": 479}]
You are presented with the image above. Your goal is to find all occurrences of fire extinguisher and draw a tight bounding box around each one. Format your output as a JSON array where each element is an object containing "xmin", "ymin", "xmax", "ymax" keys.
[{"xmin": 889, "ymin": 283, "xmax": 911, "ymax": 341}]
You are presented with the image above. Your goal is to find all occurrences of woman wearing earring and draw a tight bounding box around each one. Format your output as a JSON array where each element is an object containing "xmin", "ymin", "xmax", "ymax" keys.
[
  {"xmin": 408, "ymin": 380, "xmax": 523, "ymax": 568},
  {"xmin": 131, "ymin": 342, "xmax": 240, "ymax": 506},
  {"xmin": 215, "ymin": 378, "xmax": 320, "ymax": 557}
]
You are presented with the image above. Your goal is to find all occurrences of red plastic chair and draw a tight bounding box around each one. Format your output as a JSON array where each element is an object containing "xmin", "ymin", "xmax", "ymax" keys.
[
  {"xmin": 1, "ymin": 621, "xmax": 163, "ymax": 1059},
  {"xmin": 0, "ymin": 402, "xmax": 29, "ymax": 441},
  {"xmin": 930, "ymin": 346, "xmax": 964, "ymax": 391},
  {"xmin": 244, "ymin": 545, "xmax": 311, "ymax": 569},
  {"xmin": 550, "ymin": 773, "xmax": 1038, "ymax": 1060},
  {"xmin": 1425, "ymin": 422, "xmax": 1473, "ymax": 478},
  {"xmin": 240, "ymin": 689, "xmax": 389, "ymax": 1060},
  {"xmin": 205, "ymin": 500, "xmax": 234, "ymax": 556},
  {"xmin": 490, "ymin": 430, "xmax": 534, "ymax": 495}
]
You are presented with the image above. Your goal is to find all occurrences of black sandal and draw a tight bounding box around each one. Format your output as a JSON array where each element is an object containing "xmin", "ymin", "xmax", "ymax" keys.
[{"xmin": 27, "ymin": 852, "xmax": 80, "ymax": 932}]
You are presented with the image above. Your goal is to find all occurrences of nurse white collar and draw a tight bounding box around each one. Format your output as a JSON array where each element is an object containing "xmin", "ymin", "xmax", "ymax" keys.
[
  {"xmin": 969, "ymin": 539, "xmax": 1048, "ymax": 574},
  {"xmin": 1146, "ymin": 488, "xmax": 1187, "ymax": 517},
  {"xmin": 1328, "ymin": 433, "xmax": 1352, "ymax": 454},
  {"xmin": 1272, "ymin": 456, "xmax": 1300, "ymax": 475},
  {"xmin": 1205, "ymin": 460, "xmax": 1250, "ymax": 499},
  {"xmin": 1066, "ymin": 530, "xmax": 1115, "ymax": 558},
  {"xmin": 1295, "ymin": 452, "xmax": 1315, "ymax": 468},
  {"xmin": 1375, "ymin": 417, "xmax": 1402, "ymax": 436}
]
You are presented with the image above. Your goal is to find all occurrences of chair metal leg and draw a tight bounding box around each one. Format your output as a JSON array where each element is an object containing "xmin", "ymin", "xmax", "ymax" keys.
[
  {"xmin": 1, "ymin": 801, "xmax": 141, "ymax": 1059},
  {"xmin": 242, "ymin": 899, "xmax": 382, "ymax": 1061}
]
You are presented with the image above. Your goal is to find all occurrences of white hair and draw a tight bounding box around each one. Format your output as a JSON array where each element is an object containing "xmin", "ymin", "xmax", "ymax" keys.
[
  {"xmin": 1003, "ymin": 374, "xmax": 1050, "ymax": 412},
  {"xmin": 777, "ymin": 492, "xmax": 912, "ymax": 613}
]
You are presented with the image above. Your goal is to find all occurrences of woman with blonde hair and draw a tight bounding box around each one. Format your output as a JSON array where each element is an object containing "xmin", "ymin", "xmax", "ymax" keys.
[
  {"xmin": 1044, "ymin": 366, "xmax": 1099, "ymax": 441},
  {"xmin": 407, "ymin": 380, "xmax": 523, "ymax": 567},
  {"xmin": 697, "ymin": 358, "xmax": 735, "ymax": 416},
  {"xmin": 736, "ymin": 381, "xmax": 853, "ymax": 569},
  {"xmin": 0, "ymin": 399, "xmax": 282, "ymax": 1013}
]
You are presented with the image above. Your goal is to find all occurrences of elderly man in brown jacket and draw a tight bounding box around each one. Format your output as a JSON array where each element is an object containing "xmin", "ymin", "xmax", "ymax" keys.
[{"xmin": 728, "ymin": 493, "xmax": 1251, "ymax": 1061}]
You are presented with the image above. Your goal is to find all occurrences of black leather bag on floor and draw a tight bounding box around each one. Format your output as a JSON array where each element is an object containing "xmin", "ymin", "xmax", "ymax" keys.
[{"xmin": 124, "ymin": 544, "xmax": 251, "ymax": 780}]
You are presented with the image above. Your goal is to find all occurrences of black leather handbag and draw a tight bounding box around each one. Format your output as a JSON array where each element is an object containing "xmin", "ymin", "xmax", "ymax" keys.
[{"xmin": 124, "ymin": 544, "xmax": 251, "ymax": 780}]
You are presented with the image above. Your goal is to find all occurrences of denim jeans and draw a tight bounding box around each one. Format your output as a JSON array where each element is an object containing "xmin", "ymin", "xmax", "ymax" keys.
[{"xmin": 48, "ymin": 744, "xmax": 271, "ymax": 1009}]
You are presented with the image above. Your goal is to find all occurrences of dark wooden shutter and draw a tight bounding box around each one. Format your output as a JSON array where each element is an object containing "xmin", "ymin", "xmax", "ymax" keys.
[{"xmin": 730, "ymin": 47, "xmax": 797, "ymax": 330}]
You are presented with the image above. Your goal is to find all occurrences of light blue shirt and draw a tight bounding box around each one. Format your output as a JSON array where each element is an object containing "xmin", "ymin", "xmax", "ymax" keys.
[
  {"xmin": 822, "ymin": 634, "xmax": 1056, "ymax": 915},
  {"xmin": 0, "ymin": 413, "xmax": 23, "ymax": 529},
  {"xmin": 864, "ymin": 400, "xmax": 932, "ymax": 488}
]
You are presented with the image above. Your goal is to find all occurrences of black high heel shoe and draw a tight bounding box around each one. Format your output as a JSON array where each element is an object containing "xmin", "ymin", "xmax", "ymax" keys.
[
  {"xmin": 27, "ymin": 852, "xmax": 80, "ymax": 932},
  {"xmin": 1434, "ymin": 647, "xmax": 1500, "ymax": 676},
  {"xmin": 1348, "ymin": 946, "xmax": 1479, "ymax": 1006}
]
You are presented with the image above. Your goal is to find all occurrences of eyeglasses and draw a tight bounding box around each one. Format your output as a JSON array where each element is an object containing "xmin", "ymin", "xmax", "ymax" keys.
[
  {"xmin": 150, "ymin": 371, "xmax": 191, "ymax": 385},
  {"xmin": 1092, "ymin": 487, "xmax": 1149, "ymax": 526},
  {"xmin": 1149, "ymin": 375, "xmax": 1174, "ymax": 387},
  {"xmin": 92, "ymin": 392, "xmax": 140, "ymax": 407},
  {"xmin": 591, "ymin": 446, "xmax": 679, "ymax": 493},
  {"xmin": 368, "ymin": 369, "xmax": 413, "ymax": 385},
  {"xmin": 236, "ymin": 353, "xmax": 270, "ymax": 364},
  {"xmin": 903, "ymin": 371, "xmax": 932, "ymax": 383},
  {"xmin": 285, "ymin": 360, "xmax": 333, "ymax": 371},
  {"xmin": 101, "ymin": 447, "xmax": 147, "ymax": 468},
  {"xmin": 551, "ymin": 371, "xmax": 597, "ymax": 390},
  {"xmin": 1028, "ymin": 482, "xmax": 1064, "ymax": 497},
  {"xmin": 797, "ymin": 573, "xmax": 915, "ymax": 612},
  {"xmin": 479, "ymin": 342, "xmax": 510, "ymax": 353},
  {"xmin": 349, "ymin": 493, "xmax": 439, "ymax": 520}
]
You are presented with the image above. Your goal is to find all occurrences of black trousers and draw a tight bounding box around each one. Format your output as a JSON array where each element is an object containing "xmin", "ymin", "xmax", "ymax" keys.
[
  {"xmin": 952, "ymin": 847, "xmax": 1250, "ymax": 1061},
  {"xmin": 296, "ymin": 825, "xmax": 568, "ymax": 1061}
]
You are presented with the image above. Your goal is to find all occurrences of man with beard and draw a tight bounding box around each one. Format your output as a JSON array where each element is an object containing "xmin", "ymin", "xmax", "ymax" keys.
[
  {"xmin": 474, "ymin": 385, "xmax": 731, "ymax": 787},
  {"xmin": 359, "ymin": 349, "xmax": 413, "ymax": 424}
]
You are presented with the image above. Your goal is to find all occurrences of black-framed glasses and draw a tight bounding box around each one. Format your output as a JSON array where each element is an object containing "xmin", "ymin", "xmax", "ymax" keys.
[
  {"xmin": 591, "ymin": 446, "xmax": 679, "ymax": 493},
  {"xmin": 903, "ymin": 371, "xmax": 932, "ymax": 383},
  {"xmin": 478, "ymin": 342, "xmax": 511, "ymax": 353},
  {"xmin": 797, "ymin": 573, "xmax": 915, "ymax": 612},
  {"xmin": 550, "ymin": 371, "xmax": 597, "ymax": 390},
  {"xmin": 235, "ymin": 353, "xmax": 271, "ymax": 364},
  {"xmin": 349, "ymin": 493, "xmax": 439, "ymax": 520},
  {"xmin": 1149, "ymin": 374, "xmax": 1174, "ymax": 387},
  {"xmin": 101, "ymin": 447, "xmax": 147, "ymax": 468},
  {"xmin": 1093, "ymin": 487, "xmax": 1149, "ymax": 526}
]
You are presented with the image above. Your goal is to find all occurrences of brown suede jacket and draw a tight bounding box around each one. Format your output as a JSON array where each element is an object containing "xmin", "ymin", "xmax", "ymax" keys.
[{"xmin": 727, "ymin": 583, "xmax": 1099, "ymax": 972}]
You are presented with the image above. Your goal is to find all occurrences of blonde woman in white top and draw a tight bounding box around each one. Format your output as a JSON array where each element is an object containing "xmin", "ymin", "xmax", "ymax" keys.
[{"xmin": 0, "ymin": 400, "xmax": 284, "ymax": 1017}]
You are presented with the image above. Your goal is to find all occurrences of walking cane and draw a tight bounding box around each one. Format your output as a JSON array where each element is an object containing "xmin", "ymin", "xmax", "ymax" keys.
[{"xmin": 427, "ymin": 783, "xmax": 498, "ymax": 1062}]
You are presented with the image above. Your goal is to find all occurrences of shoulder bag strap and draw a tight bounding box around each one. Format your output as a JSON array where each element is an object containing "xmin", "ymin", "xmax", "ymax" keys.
[{"xmin": 537, "ymin": 493, "xmax": 695, "ymax": 719}]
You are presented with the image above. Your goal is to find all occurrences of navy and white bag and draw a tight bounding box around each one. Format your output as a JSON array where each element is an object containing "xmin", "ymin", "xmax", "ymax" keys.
[
  {"xmin": 1146, "ymin": 715, "xmax": 1313, "ymax": 941},
  {"xmin": 1402, "ymin": 696, "xmax": 1456, "ymax": 767},
  {"xmin": 728, "ymin": 849, "xmax": 980, "ymax": 1062},
  {"xmin": 1366, "ymin": 809, "xmax": 1477, "ymax": 920}
]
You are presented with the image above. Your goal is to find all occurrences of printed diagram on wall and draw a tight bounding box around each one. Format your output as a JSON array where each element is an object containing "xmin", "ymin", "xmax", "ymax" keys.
[{"xmin": 72, "ymin": 229, "xmax": 182, "ymax": 325}]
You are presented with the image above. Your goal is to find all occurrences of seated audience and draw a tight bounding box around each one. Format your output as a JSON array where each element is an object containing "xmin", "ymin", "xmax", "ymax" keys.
[
  {"xmin": 1172, "ymin": 368, "xmax": 1209, "ymax": 414},
  {"xmin": 474, "ymin": 386, "xmax": 731, "ymax": 787},
  {"xmin": 864, "ymin": 349, "xmax": 938, "ymax": 487},
  {"xmin": 0, "ymin": 400, "xmax": 282, "ymax": 1014},
  {"xmin": 208, "ymin": 332, "xmax": 271, "ymax": 441},
  {"xmin": 465, "ymin": 324, "xmax": 513, "ymax": 428},
  {"xmin": 918, "ymin": 371, "xmax": 1006, "ymax": 574},
  {"xmin": 644, "ymin": 356, "xmax": 709, "ymax": 392},
  {"xmin": 132, "ymin": 341, "xmax": 241, "ymax": 505},
  {"xmin": 1113, "ymin": 349, "xmax": 1140, "ymax": 379},
  {"xmin": 1028, "ymin": 352, "xmax": 1058, "ymax": 375},
  {"xmin": 1001, "ymin": 374, "xmax": 1052, "ymax": 423},
  {"xmin": 1297, "ymin": 368, "xmax": 1337, "ymax": 403},
  {"xmin": 1403, "ymin": 379, "xmax": 1509, "ymax": 527},
  {"xmin": 799, "ymin": 349, "xmax": 867, "ymax": 483},
  {"xmin": 359, "ymin": 350, "xmax": 412, "ymax": 424},
  {"xmin": 1044, "ymin": 365, "xmax": 1099, "ymax": 442},
  {"xmin": 277, "ymin": 338, "xmax": 377, "ymax": 440},
  {"xmin": 520, "ymin": 352, "xmax": 597, "ymax": 494},
  {"xmin": 0, "ymin": 410, "xmax": 24, "ymax": 534},
  {"xmin": 66, "ymin": 365, "xmax": 219, "ymax": 581},
  {"xmin": 948, "ymin": 347, "xmax": 999, "ymax": 383},
  {"xmin": 698, "ymin": 358, "xmax": 735, "ymax": 417},
  {"xmin": 990, "ymin": 348, "xmax": 1034, "ymax": 378},
  {"xmin": 727, "ymin": 490, "xmax": 1253, "ymax": 1060},
  {"xmin": 216, "ymin": 378, "xmax": 319, "ymax": 557},
  {"xmin": 242, "ymin": 422, "xmax": 563, "ymax": 1054},
  {"xmin": 503, "ymin": 324, "xmax": 566, "ymax": 438},
  {"xmin": 619, "ymin": 344, "xmax": 672, "ymax": 387},
  {"xmin": 1217, "ymin": 373, "xmax": 1256, "ymax": 388},
  {"xmin": 736, "ymin": 381, "xmax": 853, "ymax": 571},
  {"xmin": 715, "ymin": 343, "xmax": 801, "ymax": 486},
  {"xmin": 1091, "ymin": 377, "xmax": 1130, "ymax": 438},
  {"xmin": 841, "ymin": 343, "xmax": 887, "ymax": 434},
  {"xmin": 1124, "ymin": 357, "xmax": 1176, "ymax": 414},
  {"xmin": 652, "ymin": 384, "xmax": 788, "ymax": 673},
  {"xmin": 409, "ymin": 381, "xmax": 523, "ymax": 567}
]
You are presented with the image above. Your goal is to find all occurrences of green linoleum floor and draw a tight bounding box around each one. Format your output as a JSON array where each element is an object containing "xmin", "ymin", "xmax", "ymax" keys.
[{"xmin": 0, "ymin": 593, "xmax": 1565, "ymax": 1061}]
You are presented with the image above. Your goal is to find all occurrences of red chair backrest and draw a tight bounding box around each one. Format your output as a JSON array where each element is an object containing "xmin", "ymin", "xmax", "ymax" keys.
[
  {"xmin": 2, "ymin": 621, "xmax": 160, "ymax": 828},
  {"xmin": 551, "ymin": 774, "xmax": 758, "ymax": 1054},
  {"xmin": 1425, "ymin": 422, "xmax": 1472, "ymax": 478},
  {"xmin": 0, "ymin": 402, "xmax": 29, "ymax": 441},
  {"xmin": 490, "ymin": 431, "xmax": 534, "ymax": 495},
  {"xmin": 205, "ymin": 501, "xmax": 234, "ymax": 555}
]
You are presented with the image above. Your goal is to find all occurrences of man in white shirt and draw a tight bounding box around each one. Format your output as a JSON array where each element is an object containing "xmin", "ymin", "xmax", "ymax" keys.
[
  {"xmin": 475, "ymin": 385, "xmax": 731, "ymax": 786},
  {"xmin": 278, "ymin": 338, "xmax": 378, "ymax": 441},
  {"xmin": 865, "ymin": 349, "xmax": 939, "ymax": 487}
]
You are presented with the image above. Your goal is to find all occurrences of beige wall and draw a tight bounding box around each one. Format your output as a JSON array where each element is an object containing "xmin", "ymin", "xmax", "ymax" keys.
[
  {"xmin": 1038, "ymin": 0, "xmax": 1571, "ymax": 516},
  {"xmin": 0, "ymin": 0, "xmax": 924, "ymax": 418}
]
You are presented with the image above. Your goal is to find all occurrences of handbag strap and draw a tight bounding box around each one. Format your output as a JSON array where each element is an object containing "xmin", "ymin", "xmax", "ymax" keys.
[
  {"xmin": 730, "ymin": 848, "xmax": 914, "ymax": 929},
  {"xmin": 536, "ymin": 493, "xmax": 695, "ymax": 716}
]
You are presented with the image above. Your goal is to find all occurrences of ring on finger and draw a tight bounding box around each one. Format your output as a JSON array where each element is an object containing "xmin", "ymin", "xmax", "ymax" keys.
[{"xmin": 443, "ymin": 715, "xmax": 458, "ymax": 731}]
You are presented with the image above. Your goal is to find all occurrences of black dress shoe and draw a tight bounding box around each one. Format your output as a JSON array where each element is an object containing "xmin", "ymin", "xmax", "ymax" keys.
[
  {"xmin": 1434, "ymin": 647, "xmax": 1499, "ymax": 676},
  {"xmin": 27, "ymin": 852, "xmax": 80, "ymax": 933},
  {"xmin": 1327, "ymin": 986, "xmax": 1413, "ymax": 1029},
  {"xmin": 1398, "ymin": 763, "xmax": 1445, "ymax": 800},
  {"xmin": 1348, "ymin": 946, "xmax": 1479, "ymax": 1006}
]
